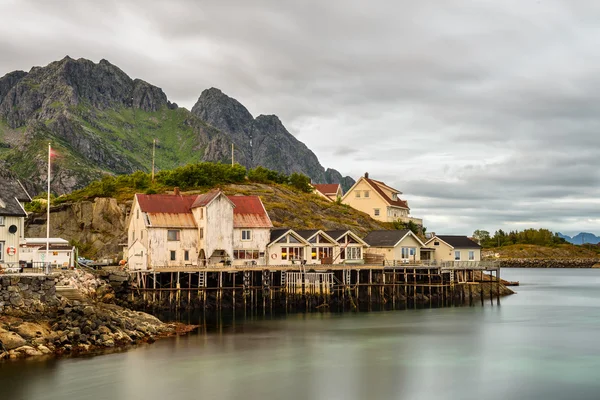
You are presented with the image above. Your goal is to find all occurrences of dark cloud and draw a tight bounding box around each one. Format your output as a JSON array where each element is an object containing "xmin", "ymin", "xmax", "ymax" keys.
[{"xmin": 1, "ymin": 0, "xmax": 599, "ymax": 235}]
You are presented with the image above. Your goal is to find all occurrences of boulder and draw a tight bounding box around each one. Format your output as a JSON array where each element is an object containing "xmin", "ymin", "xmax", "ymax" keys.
[{"xmin": 0, "ymin": 329, "xmax": 27, "ymax": 350}]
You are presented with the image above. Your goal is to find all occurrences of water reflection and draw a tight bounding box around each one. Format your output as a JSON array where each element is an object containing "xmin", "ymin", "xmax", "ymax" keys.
[{"xmin": 2, "ymin": 268, "xmax": 600, "ymax": 400}]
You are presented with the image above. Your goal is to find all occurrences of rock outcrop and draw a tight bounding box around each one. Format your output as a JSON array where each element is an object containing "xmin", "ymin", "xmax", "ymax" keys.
[
  {"xmin": 498, "ymin": 258, "xmax": 600, "ymax": 268},
  {"xmin": 191, "ymin": 88, "xmax": 355, "ymax": 187}
]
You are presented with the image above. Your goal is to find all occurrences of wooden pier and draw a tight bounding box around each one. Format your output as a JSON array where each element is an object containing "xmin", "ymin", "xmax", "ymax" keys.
[{"xmin": 126, "ymin": 261, "xmax": 503, "ymax": 312}]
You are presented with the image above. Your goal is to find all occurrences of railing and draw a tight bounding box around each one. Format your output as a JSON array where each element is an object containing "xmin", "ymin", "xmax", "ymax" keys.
[
  {"xmin": 439, "ymin": 261, "xmax": 499, "ymax": 270},
  {"xmin": 383, "ymin": 260, "xmax": 438, "ymax": 267},
  {"xmin": 0, "ymin": 261, "xmax": 51, "ymax": 275}
]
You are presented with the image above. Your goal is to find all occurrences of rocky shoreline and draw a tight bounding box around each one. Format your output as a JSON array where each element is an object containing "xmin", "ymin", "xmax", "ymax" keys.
[
  {"xmin": 497, "ymin": 258, "xmax": 600, "ymax": 268},
  {"xmin": 0, "ymin": 270, "xmax": 195, "ymax": 361}
]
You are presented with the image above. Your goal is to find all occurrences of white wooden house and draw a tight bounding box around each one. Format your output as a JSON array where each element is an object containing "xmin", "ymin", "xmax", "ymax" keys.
[
  {"xmin": 324, "ymin": 230, "xmax": 369, "ymax": 264},
  {"xmin": 424, "ymin": 235, "xmax": 482, "ymax": 264},
  {"xmin": 296, "ymin": 230, "xmax": 340, "ymax": 265},
  {"xmin": 0, "ymin": 173, "xmax": 31, "ymax": 270},
  {"xmin": 20, "ymin": 237, "xmax": 75, "ymax": 268},
  {"xmin": 127, "ymin": 190, "xmax": 272, "ymax": 270},
  {"xmin": 229, "ymin": 195, "xmax": 273, "ymax": 266},
  {"xmin": 266, "ymin": 229, "xmax": 311, "ymax": 266}
]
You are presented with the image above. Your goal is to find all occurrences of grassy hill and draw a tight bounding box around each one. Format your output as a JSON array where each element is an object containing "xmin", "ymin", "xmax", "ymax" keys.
[{"xmin": 483, "ymin": 244, "xmax": 600, "ymax": 259}]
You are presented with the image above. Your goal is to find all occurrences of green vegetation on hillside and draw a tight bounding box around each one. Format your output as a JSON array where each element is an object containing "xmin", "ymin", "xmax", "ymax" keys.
[
  {"xmin": 473, "ymin": 228, "xmax": 567, "ymax": 248},
  {"xmin": 484, "ymin": 244, "xmax": 600, "ymax": 259}
]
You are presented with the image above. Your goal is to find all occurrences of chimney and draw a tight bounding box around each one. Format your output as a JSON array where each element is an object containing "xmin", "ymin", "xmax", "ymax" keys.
[
  {"xmin": 364, "ymin": 172, "xmax": 369, "ymax": 179},
  {"xmin": 174, "ymin": 187, "xmax": 180, "ymax": 196}
]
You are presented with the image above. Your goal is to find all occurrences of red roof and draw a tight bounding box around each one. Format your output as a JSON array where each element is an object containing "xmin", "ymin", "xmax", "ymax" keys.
[
  {"xmin": 314, "ymin": 184, "xmax": 341, "ymax": 195},
  {"xmin": 228, "ymin": 195, "xmax": 273, "ymax": 228},
  {"xmin": 191, "ymin": 190, "xmax": 221, "ymax": 208},
  {"xmin": 365, "ymin": 178, "xmax": 409, "ymax": 209},
  {"xmin": 136, "ymin": 194, "xmax": 197, "ymax": 213}
]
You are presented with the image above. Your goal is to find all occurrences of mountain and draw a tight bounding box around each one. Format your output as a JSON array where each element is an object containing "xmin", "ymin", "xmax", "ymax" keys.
[
  {"xmin": 0, "ymin": 57, "xmax": 354, "ymax": 194},
  {"xmin": 191, "ymin": 88, "xmax": 353, "ymax": 190},
  {"xmin": 557, "ymin": 232, "xmax": 600, "ymax": 245}
]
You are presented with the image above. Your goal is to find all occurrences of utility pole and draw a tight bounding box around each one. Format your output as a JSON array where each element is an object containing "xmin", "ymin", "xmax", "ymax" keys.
[
  {"xmin": 231, "ymin": 143, "xmax": 234, "ymax": 166},
  {"xmin": 152, "ymin": 139, "xmax": 156, "ymax": 182}
]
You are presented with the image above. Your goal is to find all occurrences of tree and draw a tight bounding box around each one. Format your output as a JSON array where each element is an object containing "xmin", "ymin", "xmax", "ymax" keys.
[
  {"xmin": 472, "ymin": 230, "xmax": 490, "ymax": 244},
  {"xmin": 288, "ymin": 172, "xmax": 313, "ymax": 193}
]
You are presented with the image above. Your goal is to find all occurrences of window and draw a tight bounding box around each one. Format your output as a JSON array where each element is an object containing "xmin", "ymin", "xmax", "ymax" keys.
[
  {"xmin": 340, "ymin": 248, "xmax": 345, "ymax": 260},
  {"xmin": 346, "ymin": 247, "xmax": 361, "ymax": 260},
  {"xmin": 0, "ymin": 241, "xmax": 4, "ymax": 261},
  {"xmin": 167, "ymin": 230, "xmax": 180, "ymax": 241},
  {"xmin": 282, "ymin": 247, "xmax": 303, "ymax": 261},
  {"xmin": 170, "ymin": 250, "xmax": 176, "ymax": 261},
  {"xmin": 401, "ymin": 247, "xmax": 408, "ymax": 258},
  {"xmin": 469, "ymin": 251, "xmax": 475, "ymax": 261},
  {"xmin": 434, "ymin": 241, "xmax": 440, "ymax": 246},
  {"xmin": 401, "ymin": 247, "xmax": 416, "ymax": 259},
  {"xmin": 374, "ymin": 208, "xmax": 380, "ymax": 216},
  {"xmin": 364, "ymin": 191, "xmax": 369, "ymax": 197},
  {"xmin": 141, "ymin": 230, "xmax": 144, "ymax": 240},
  {"xmin": 455, "ymin": 251, "xmax": 461, "ymax": 261},
  {"xmin": 312, "ymin": 247, "xmax": 317, "ymax": 260},
  {"xmin": 184, "ymin": 250, "xmax": 189, "ymax": 261},
  {"xmin": 199, "ymin": 208, "xmax": 204, "ymax": 219},
  {"xmin": 318, "ymin": 247, "xmax": 332, "ymax": 259},
  {"xmin": 199, "ymin": 228, "xmax": 204, "ymax": 239},
  {"xmin": 242, "ymin": 230, "xmax": 252, "ymax": 241},
  {"xmin": 355, "ymin": 191, "xmax": 361, "ymax": 198},
  {"xmin": 234, "ymin": 250, "xmax": 260, "ymax": 260},
  {"xmin": 392, "ymin": 193, "xmax": 398, "ymax": 201},
  {"xmin": 281, "ymin": 247, "xmax": 288, "ymax": 260},
  {"xmin": 136, "ymin": 209, "xmax": 139, "ymax": 219}
]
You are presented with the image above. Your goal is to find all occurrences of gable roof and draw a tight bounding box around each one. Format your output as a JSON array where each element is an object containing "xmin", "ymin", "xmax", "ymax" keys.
[
  {"xmin": 228, "ymin": 195, "xmax": 273, "ymax": 228},
  {"xmin": 0, "ymin": 173, "xmax": 31, "ymax": 217},
  {"xmin": 364, "ymin": 178, "xmax": 409, "ymax": 209},
  {"xmin": 313, "ymin": 184, "xmax": 341, "ymax": 196},
  {"xmin": 324, "ymin": 230, "xmax": 369, "ymax": 246},
  {"xmin": 363, "ymin": 230, "xmax": 425, "ymax": 247},
  {"xmin": 295, "ymin": 229, "xmax": 337, "ymax": 244},
  {"xmin": 268, "ymin": 228, "xmax": 311, "ymax": 246},
  {"xmin": 191, "ymin": 190, "xmax": 235, "ymax": 208},
  {"xmin": 428, "ymin": 235, "xmax": 482, "ymax": 249},
  {"xmin": 136, "ymin": 194, "xmax": 197, "ymax": 214}
]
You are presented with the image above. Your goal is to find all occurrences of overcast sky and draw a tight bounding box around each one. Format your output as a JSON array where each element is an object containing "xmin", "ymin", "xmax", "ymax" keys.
[{"xmin": 1, "ymin": 0, "xmax": 599, "ymax": 236}]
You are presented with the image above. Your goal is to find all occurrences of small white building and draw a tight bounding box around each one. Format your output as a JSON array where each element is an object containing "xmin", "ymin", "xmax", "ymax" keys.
[
  {"xmin": 363, "ymin": 229, "xmax": 426, "ymax": 263},
  {"xmin": 266, "ymin": 229, "xmax": 311, "ymax": 266},
  {"xmin": 296, "ymin": 230, "xmax": 340, "ymax": 265},
  {"xmin": 0, "ymin": 174, "xmax": 31, "ymax": 270},
  {"xmin": 324, "ymin": 230, "xmax": 369, "ymax": 264},
  {"xmin": 229, "ymin": 195, "xmax": 273, "ymax": 266},
  {"xmin": 20, "ymin": 238, "xmax": 75, "ymax": 268}
]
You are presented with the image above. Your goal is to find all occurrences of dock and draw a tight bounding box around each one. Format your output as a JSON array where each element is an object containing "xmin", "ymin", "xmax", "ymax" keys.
[{"xmin": 126, "ymin": 261, "xmax": 503, "ymax": 311}]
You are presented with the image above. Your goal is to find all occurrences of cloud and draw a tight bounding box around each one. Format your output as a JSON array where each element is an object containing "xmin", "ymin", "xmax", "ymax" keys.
[{"xmin": 1, "ymin": 0, "xmax": 599, "ymax": 234}]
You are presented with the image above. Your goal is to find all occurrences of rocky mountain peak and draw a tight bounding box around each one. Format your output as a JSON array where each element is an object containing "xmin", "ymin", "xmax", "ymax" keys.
[{"xmin": 191, "ymin": 87, "xmax": 254, "ymax": 135}]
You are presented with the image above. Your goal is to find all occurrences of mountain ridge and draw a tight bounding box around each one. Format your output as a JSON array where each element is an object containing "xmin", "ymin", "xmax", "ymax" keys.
[
  {"xmin": 557, "ymin": 232, "xmax": 600, "ymax": 245},
  {"xmin": 0, "ymin": 57, "xmax": 354, "ymax": 194}
]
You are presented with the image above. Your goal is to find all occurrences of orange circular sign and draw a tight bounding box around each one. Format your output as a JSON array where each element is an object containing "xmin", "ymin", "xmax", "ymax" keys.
[{"xmin": 6, "ymin": 247, "xmax": 16, "ymax": 256}]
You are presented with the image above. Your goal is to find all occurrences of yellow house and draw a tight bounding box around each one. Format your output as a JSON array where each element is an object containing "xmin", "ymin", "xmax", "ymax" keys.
[
  {"xmin": 341, "ymin": 173, "xmax": 422, "ymax": 225},
  {"xmin": 424, "ymin": 235, "xmax": 482, "ymax": 264},
  {"xmin": 363, "ymin": 229, "xmax": 426, "ymax": 263},
  {"xmin": 313, "ymin": 184, "xmax": 343, "ymax": 202}
]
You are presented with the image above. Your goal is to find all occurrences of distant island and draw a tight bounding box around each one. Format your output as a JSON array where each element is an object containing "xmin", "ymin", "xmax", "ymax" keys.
[{"xmin": 557, "ymin": 232, "xmax": 600, "ymax": 245}]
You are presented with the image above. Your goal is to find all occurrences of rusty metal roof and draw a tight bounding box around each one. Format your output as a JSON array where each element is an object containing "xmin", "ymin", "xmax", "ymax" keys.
[
  {"xmin": 191, "ymin": 190, "xmax": 221, "ymax": 208},
  {"xmin": 136, "ymin": 194, "xmax": 197, "ymax": 213},
  {"xmin": 228, "ymin": 195, "xmax": 273, "ymax": 228},
  {"xmin": 147, "ymin": 212, "xmax": 197, "ymax": 228}
]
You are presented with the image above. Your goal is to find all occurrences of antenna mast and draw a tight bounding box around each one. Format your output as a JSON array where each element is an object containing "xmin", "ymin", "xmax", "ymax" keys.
[{"xmin": 231, "ymin": 143, "xmax": 234, "ymax": 166}]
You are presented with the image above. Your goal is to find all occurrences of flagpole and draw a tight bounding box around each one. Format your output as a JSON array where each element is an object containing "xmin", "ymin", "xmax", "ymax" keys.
[
  {"xmin": 46, "ymin": 142, "xmax": 51, "ymax": 273},
  {"xmin": 152, "ymin": 139, "xmax": 156, "ymax": 182}
]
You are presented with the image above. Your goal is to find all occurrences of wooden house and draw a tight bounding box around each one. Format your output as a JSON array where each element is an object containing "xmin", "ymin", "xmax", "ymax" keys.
[
  {"xmin": 266, "ymin": 229, "xmax": 311, "ymax": 265},
  {"xmin": 295, "ymin": 230, "xmax": 340, "ymax": 264},
  {"xmin": 229, "ymin": 195, "xmax": 273, "ymax": 266},
  {"xmin": 313, "ymin": 184, "xmax": 343, "ymax": 202},
  {"xmin": 324, "ymin": 230, "xmax": 369, "ymax": 264},
  {"xmin": 424, "ymin": 235, "xmax": 482, "ymax": 263},
  {"xmin": 363, "ymin": 229, "xmax": 426, "ymax": 263},
  {"xmin": 0, "ymin": 173, "xmax": 31, "ymax": 270}
]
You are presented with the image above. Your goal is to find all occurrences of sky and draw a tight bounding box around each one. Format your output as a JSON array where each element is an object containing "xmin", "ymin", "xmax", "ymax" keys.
[{"xmin": 1, "ymin": 0, "xmax": 599, "ymax": 236}]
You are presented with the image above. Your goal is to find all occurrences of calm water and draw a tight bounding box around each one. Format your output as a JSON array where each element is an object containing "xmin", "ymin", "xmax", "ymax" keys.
[{"xmin": 3, "ymin": 268, "xmax": 600, "ymax": 400}]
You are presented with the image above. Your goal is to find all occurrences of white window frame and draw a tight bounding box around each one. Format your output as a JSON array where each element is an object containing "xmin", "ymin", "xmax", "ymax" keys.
[
  {"xmin": 170, "ymin": 250, "xmax": 176, "ymax": 261},
  {"xmin": 468, "ymin": 251, "xmax": 475, "ymax": 261},
  {"xmin": 346, "ymin": 246, "xmax": 362, "ymax": 260},
  {"xmin": 355, "ymin": 191, "xmax": 360, "ymax": 198},
  {"xmin": 0, "ymin": 241, "xmax": 4, "ymax": 261},
  {"xmin": 241, "ymin": 230, "xmax": 252, "ymax": 241},
  {"xmin": 374, "ymin": 208, "xmax": 380, "ymax": 216},
  {"xmin": 0, "ymin": 216, "xmax": 5, "ymax": 226},
  {"xmin": 455, "ymin": 251, "xmax": 461, "ymax": 261},
  {"xmin": 364, "ymin": 191, "xmax": 369, "ymax": 198}
]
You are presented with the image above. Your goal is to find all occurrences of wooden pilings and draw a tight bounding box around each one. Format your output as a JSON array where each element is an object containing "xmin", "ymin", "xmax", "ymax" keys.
[{"xmin": 126, "ymin": 265, "xmax": 502, "ymax": 312}]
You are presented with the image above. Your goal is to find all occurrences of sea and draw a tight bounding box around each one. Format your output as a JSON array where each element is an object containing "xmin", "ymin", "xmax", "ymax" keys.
[{"xmin": 2, "ymin": 268, "xmax": 600, "ymax": 400}]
